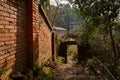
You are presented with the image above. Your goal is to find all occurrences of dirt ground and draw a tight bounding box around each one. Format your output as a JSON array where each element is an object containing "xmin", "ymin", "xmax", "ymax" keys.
[{"xmin": 55, "ymin": 56, "xmax": 105, "ymax": 80}]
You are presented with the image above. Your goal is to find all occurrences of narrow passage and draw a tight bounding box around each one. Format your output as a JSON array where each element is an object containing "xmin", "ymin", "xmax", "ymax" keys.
[
  {"xmin": 55, "ymin": 56, "xmax": 105, "ymax": 80},
  {"xmin": 55, "ymin": 64, "xmax": 105, "ymax": 80}
]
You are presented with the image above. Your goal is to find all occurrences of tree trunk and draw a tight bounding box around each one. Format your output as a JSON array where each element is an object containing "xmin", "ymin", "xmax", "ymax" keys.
[
  {"xmin": 108, "ymin": 20, "xmax": 116, "ymax": 58},
  {"xmin": 51, "ymin": 6, "xmax": 59, "ymax": 27},
  {"xmin": 108, "ymin": 18, "xmax": 117, "ymax": 78}
]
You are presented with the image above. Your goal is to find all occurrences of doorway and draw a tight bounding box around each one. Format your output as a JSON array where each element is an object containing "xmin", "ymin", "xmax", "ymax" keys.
[
  {"xmin": 67, "ymin": 45, "xmax": 78, "ymax": 64},
  {"xmin": 58, "ymin": 41, "xmax": 80, "ymax": 63}
]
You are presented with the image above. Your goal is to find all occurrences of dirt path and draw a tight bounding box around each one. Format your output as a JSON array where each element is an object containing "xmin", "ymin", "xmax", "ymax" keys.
[
  {"xmin": 55, "ymin": 56, "xmax": 105, "ymax": 80},
  {"xmin": 55, "ymin": 64, "xmax": 105, "ymax": 80}
]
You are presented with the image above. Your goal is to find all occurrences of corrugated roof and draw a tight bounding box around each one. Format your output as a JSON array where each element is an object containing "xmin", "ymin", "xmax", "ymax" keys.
[{"xmin": 54, "ymin": 27, "xmax": 67, "ymax": 31}]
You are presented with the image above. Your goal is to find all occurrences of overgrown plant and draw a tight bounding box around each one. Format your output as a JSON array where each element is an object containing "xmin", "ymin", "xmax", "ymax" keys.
[
  {"xmin": 70, "ymin": 0, "xmax": 120, "ymax": 79},
  {"xmin": 10, "ymin": 62, "xmax": 56, "ymax": 80},
  {"xmin": 56, "ymin": 56, "xmax": 65, "ymax": 65},
  {"xmin": 67, "ymin": 45, "xmax": 78, "ymax": 61}
]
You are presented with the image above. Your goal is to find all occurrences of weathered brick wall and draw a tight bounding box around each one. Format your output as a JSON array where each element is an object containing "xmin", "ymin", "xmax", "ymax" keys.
[
  {"xmin": 33, "ymin": 2, "xmax": 52, "ymax": 64},
  {"xmin": 0, "ymin": 0, "xmax": 53, "ymax": 72},
  {"xmin": 0, "ymin": 0, "xmax": 28, "ymax": 71}
]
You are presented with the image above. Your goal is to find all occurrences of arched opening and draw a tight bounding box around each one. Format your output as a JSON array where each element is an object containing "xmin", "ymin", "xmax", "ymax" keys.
[
  {"xmin": 58, "ymin": 32, "xmax": 81, "ymax": 63},
  {"xmin": 62, "ymin": 32, "xmax": 80, "ymax": 42}
]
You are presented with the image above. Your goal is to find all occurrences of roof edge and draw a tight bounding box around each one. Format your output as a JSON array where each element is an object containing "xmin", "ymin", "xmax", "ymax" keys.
[{"xmin": 38, "ymin": 4, "xmax": 53, "ymax": 31}]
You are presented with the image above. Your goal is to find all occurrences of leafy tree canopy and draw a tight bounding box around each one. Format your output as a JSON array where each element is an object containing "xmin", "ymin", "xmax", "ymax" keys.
[
  {"xmin": 46, "ymin": 3, "xmax": 83, "ymax": 30},
  {"xmin": 70, "ymin": 0, "xmax": 120, "ymax": 78},
  {"xmin": 72, "ymin": 0, "xmax": 120, "ymax": 25}
]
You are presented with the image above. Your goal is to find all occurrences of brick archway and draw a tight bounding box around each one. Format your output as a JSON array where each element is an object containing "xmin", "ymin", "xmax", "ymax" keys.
[
  {"xmin": 62, "ymin": 32, "xmax": 80, "ymax": 42},
  {"xmin": 58, "ymin": 32, "xmax": 81, "ymax": 63},
  {"xmin": 58, "ymin": 41, "xmax": 81, "ymax": 63},
  {"xmin": 58, "ymin": 32, "xmax": 91, "ymax": 63}
]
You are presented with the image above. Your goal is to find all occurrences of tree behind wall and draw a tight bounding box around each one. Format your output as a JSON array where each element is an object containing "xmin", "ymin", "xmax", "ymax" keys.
[
  {"xmin": 71, "ymin": 0, "xmax": 120, "ymax": 79},
  {"xmin": 45, "ymin": 2, "xmax": 83, "ymax": 30}
]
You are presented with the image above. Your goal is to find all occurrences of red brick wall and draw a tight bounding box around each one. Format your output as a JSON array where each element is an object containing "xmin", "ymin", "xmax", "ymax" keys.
[
  {"xmin": 33, "ymin": 2, "xmax": 52, "ymax": 64},
  {"xmin": 0, "ymin": 0, "xmax": 28, "ymax": 70},
  {"xmin": 0, "ymin": 0, "xmax": 53, "ymax": 71}
]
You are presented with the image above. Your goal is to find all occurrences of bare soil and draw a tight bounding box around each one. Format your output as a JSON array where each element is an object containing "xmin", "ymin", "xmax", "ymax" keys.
[{"xmin": 55, "ymin": 56, "xmax": 105, "ymax": 80}]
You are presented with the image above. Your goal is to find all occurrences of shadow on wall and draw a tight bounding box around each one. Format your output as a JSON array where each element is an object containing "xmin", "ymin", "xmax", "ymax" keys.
[
  {"xmin": 10, "ymin": 0, "xmax": 29, "ymax": 71},
  {"xmin": 0, "ymin": 1, "xmax": 42, "ymax": 79},
  {"xmin": 14, "ymin": 0, "xmax": 40, "ymax": 70},
  {"xmin": 0, "ymin": 1, "xmax": 30, "ymax": 79},
  {"xmin": 33, "ymin": 33, "xmax": 40, "ymax": 65},
  {"xmin": 0, "ymin": 0, "xmax": 46, "ymax": 73},
  {"xmin": 3, "ymin": 0, "xmax": 37, "ymax": 71}
]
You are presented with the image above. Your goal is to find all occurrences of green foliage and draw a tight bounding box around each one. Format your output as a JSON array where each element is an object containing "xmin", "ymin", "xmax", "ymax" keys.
[
  {"xmin": 31, "ymin": 63, "xmax": 56, "ymax": 80},
  {"xmin": 40, "ymin": 0, "xmax": 50, "ymax": 7},
  {"xmin": 56, "ymin": 56, "xmax": 65, "ymax": 65},
  {"xmin": 40, "ymin": 67, "xmax": 56, "ymax": 80},
  {"xmin": 72, "ymin": 0, "xmax": 120, "ymax": 56},
  {"xmin": 46, "ymin": 3, "xmax": 83, "ymax": 30},
  {"xmin": 67, "ymin": 45, "xmax": 78, "ymax": 60},
  {"xmin": 33, "ymin": 63, "xmax": 43, "ymax": 77},
  {"xmin": 71, "ymin": 0, "xmax": 120, "ymax": 79},
  {"xmin": 85, "ymin": 58, "xmax": 95, "ymax": 67},
  {"xmin": 10, "ymin": 62, "xmax": 56, "ymax": 80},
  {"xmin": 56, "ymin": 36, "xmax": 61, "ymax": 51}
]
